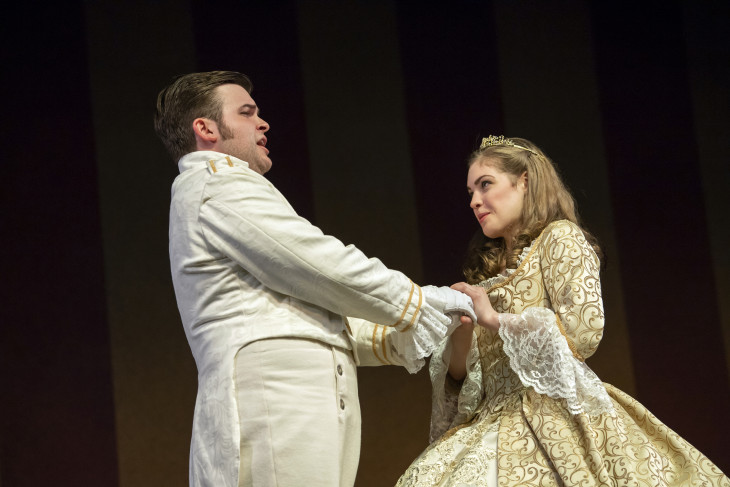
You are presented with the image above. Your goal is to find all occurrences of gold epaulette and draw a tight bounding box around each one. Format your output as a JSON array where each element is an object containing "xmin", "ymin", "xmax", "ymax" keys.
[{"xmin": 206, "ymin": 156, "xmax": 235, "ymax": 174}]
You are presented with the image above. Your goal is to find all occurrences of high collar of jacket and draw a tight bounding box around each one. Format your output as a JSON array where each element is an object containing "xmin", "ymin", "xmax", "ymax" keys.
[{"xmin": 177, "ymin": 151, "xmax": 250, "ymax": 174}]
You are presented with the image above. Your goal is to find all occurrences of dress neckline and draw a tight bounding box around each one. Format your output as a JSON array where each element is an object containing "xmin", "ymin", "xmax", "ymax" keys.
[{"xmin": 476, "ymin": 222, "xmax": 555, "ymax": 294}]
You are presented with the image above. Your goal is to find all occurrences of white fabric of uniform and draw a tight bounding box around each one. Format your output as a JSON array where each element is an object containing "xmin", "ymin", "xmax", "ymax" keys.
[
  {"xmin": 235, "ymin": 338, "xmax": 359, "ymax": 487},
  {"xmin": 169, "ymin": 151, "xmax": 475, "ymax": 487}
]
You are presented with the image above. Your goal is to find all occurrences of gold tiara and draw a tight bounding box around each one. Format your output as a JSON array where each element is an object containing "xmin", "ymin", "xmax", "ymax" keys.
[{"xmin": 480, "ymin": 135, "xmax": 540, "ymax": 157}]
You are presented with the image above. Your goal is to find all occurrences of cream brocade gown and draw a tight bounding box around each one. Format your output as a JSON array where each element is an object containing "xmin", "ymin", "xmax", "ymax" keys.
[{"xmin": 396, "ymin": 220, "xmax": 729, "ymax": 487}]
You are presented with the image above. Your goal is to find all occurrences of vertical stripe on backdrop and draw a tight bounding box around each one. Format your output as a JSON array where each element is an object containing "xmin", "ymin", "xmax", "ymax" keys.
[
  {"xmin": 396, "ymin": 1, "xmax": 504, "ymax": 287},
  {"xmin": 297, "ymin": 0, "xmax": 422, "ymax": 279},
  {"xmin": 0, "ymin": 2, "xmax": 119, "ymax": 486},
  {"xmin": 296, "ymin": 3, "xmax": 427, "ymax": 485},
  {"xmin": 682, "ymin": 2, "xmax": 730, "ymax": 386},
  {"xmin": 85, "ymin": 1, "xmax": 198, "ymax": 486},
  {"xmin": 192, "ymin": 0, "xmax": 315, "ymax": 223},
  {"xmin": 591, "ymin": 2, "xmax": 730, "ymax": 471},
  {"xmin": 491, "ymin": 0, "xmax": 635, "ymax": 393}
]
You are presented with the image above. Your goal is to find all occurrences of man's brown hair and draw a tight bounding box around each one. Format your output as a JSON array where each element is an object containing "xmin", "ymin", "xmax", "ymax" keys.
[{"xmin": 154, "ymin": 71, "xmax": 253, "ymax": 161}]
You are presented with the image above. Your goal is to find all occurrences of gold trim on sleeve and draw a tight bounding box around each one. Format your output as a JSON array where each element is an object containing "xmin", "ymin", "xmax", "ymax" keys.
[
  {"xmin": 380, "ymin": 326, "xmax": 390, "ymax": 364},
  {"xmin": 555, "ymin": 313, "xmax": 585, "ymax": 362},
  {"xmin": 371, "ymin": 324, "xmax": 389, "ymax": 365},
  {"xmin": 371, "ymin": 324, "xmax": 380, "ymax": 362},
  {"xmin": 392, "ymin": 281, "xmax": 416, "ymax": 329},
  {"xmin": 399, "ymin": 284, "xmax": 423, "ymax": 333},
  {"xmin": 344, "ymin": 318, "xmax": 353, "ymax": 336}
]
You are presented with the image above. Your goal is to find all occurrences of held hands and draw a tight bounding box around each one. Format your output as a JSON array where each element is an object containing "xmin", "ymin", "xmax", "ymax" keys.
[
  {"xmin": 446, "ymin": 282, "xmax": 501, "ymax": 382},
  {"xmin": 450, "ymin": 282, "xmax": 500, "ymax": 331}
]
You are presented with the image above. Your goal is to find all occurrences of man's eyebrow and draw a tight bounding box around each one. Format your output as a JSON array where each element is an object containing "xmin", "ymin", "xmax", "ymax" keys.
[{"xmin": 239, "ymin": 103, "xmax": 258, "ymax": 112}]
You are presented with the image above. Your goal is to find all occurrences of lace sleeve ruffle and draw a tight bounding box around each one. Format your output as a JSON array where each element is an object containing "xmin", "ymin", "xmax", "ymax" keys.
[
  {"xmin": 389, "ymin": 307, "xmax": 452, "ymax": 374},
  {"xmin": 498, "ymin": 307, "xmax": 614, "ymax": 416},
  {"xmin": 428, "ymin": 333, "xmax": 484, "ymax": 442}
]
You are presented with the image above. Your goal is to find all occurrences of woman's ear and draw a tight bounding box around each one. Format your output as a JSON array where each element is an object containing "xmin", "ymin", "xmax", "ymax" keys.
[{"xmin": 520, "ymin": 171, "xmax": 528, "ymax": 191}]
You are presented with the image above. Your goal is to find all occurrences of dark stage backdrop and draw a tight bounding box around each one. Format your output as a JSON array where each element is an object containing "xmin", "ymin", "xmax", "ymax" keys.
[{"xmin": 2, "ymin": 1, "xmax": 728, "ymax": 486}]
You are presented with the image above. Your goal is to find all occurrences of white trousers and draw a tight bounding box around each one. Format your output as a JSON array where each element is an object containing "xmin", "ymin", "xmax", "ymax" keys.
[{"xmin": 235, "ymin": 337, "xmax": 361, "ymax": 487}]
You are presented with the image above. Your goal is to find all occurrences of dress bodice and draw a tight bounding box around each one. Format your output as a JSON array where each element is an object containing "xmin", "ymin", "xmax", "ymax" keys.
[{"xmin": 474, "ymin": 220, "xmax": 605, "ymax": 415}]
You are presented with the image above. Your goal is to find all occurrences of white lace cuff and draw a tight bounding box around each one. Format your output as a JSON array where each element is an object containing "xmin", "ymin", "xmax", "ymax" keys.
[
  {"xmin": 390, "ymin": 286, "xmax": 475, "ymax": 374},
  {"xmin": 498, "ymin": 307, "xmax": 614, "ymax": 416}
]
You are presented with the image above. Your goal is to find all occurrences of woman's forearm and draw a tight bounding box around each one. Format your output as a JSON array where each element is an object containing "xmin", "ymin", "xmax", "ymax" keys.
[{"xmin": 447, "ymin": 319, "xmax": 474, "ymax": 381}]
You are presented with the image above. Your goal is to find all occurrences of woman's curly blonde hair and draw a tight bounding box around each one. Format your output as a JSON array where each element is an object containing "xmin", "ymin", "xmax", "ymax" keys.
[{"xmin": 463, "ymin": 137, "xmax": 602, "ymax": 284}]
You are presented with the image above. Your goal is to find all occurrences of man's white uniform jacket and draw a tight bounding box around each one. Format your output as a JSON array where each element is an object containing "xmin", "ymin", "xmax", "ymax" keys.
[{"xmin": 169, "ymin": 151, "xmax": 474, "ymax": 486}]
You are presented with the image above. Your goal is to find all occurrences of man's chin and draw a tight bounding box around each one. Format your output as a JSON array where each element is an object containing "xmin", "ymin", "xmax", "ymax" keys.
[{"xmin": 256, "ymin": 157, "xmax": 273, "ymax": 175}]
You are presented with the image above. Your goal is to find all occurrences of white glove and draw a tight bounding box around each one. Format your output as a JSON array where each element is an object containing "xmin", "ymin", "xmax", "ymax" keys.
[{"xmin": 421, "ymin": 285, "xmax": 477, "ymax": 336}]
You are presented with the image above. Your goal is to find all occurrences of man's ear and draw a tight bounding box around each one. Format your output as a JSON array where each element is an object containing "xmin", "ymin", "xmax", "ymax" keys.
[{"xmin": 192, "ymin": 118, "xmax": 219, "ymax": 149}]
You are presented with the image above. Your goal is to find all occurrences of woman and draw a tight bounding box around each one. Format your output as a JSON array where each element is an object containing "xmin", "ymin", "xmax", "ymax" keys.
[{"xmin": 395, "ymin": 136, "xmax": 729, "ymax": 486}]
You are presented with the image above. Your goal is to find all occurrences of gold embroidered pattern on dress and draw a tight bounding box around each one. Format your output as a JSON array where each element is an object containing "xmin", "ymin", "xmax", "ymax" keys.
[{"xmin": 555, "ymin": 313, "xmax": 584, "ymax": 362}]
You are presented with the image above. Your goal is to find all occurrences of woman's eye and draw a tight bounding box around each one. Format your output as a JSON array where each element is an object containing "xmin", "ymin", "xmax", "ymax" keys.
[{"xmin": 481, "ymin": 181, "xmax": 490, "ymax": 189}]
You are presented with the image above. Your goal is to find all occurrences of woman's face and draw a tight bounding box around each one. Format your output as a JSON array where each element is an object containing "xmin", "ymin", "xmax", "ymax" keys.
[{"xmin": 467, "ymin": 157, "xmax": 527, "ymax": 240}]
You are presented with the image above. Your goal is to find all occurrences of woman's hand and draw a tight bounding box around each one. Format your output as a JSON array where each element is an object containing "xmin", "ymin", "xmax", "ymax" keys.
[{"xmin": 450, "ymin": 282, "xmax": 500, "ymax": 331}]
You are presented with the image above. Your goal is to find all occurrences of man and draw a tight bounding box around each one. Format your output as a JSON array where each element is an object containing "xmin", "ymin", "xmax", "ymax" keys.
[{"xmin": 154, "ymin": 71, "xmax": 476, "ymax": 487}]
